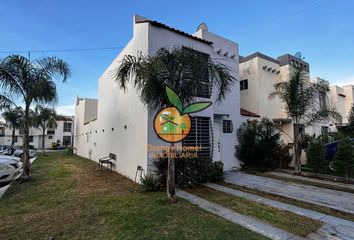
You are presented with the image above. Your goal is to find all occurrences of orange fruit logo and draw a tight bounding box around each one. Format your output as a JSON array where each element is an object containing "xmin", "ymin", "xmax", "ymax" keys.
[{"xmin": 154, "ymin": 86, "xmax": 212, "ymax": 143}]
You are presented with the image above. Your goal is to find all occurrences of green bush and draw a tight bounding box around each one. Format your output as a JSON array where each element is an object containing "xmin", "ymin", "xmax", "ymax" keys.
[
  {"xmin": 140, "ymin": 173, "xmax": 161, "ymax": 191},
  {"xmin": 333, "ymin": 137, "xmax": 354, "ymax": 182},
  {"xmin": 235, "ymin": 118, "xmax": 284, "ymax": 171},
  {"xmin": 305, "ymin": 136, "xmax": 327, "ymax": 173},
  {"xmin": 153, "ymin": 154, "xmax": 223, "ymax": 188}
]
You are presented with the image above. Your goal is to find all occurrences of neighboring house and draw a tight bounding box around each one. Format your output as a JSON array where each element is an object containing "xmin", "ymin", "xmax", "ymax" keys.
[
  {"xmin": 0, "ymin": 116, "xmax": 74, "ymax": 149},
  {"xmin": 239, "ymin": 52, "xmax": 313, "ymax": 146},
  {"xmin": 329, "ymin": 84, "xmax": 354, "ymax": 126},
  {"xmin": 74, "ymin": 15, "xmax": 243, "ymax": 181}
]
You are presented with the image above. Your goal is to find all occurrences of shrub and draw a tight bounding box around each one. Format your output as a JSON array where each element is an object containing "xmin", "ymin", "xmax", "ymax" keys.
[
  {"xmin": 333, "ymin": 137, "xmax": 354, "ymax": 182},
  {"xmin": 140, "ymin": 173, "xmax": 161, "ymax": 191},
  {"xmin": 305, "ymin": 136, "xmax": 327, "ymax": 173},
  {"xmin": 235, "ymin": 118, "xmax": 284, "ymax": 170},
  {"xmin": 153, "ymin": 154, "xmax": 223, "ymax": 188}
]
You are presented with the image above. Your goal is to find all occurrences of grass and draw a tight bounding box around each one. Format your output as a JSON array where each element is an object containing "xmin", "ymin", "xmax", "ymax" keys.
[
  {"xmin": 186, "ymin": 187, "xmax": 322, "ymax": 237},
  {"xmin": 0, "ymin": 152, "xmax": 267, "ymax": 240},
  {"xmin": 220, "ymin": 182, "xmax": 354, "ymax": 222},
  {"xmin": 254, "ymin": 172, "xmax": 354, "ymax": 194}
]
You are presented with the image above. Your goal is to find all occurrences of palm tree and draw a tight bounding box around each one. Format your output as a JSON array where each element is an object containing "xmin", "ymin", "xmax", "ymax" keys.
[
  {"xmin": 271, "ymin": 65, "xmax": 340, "ymax": 174},
  {"xmin": 115, "ymin": 47, "xmax": 236, "ymax": 201},
  {"xmin": 33, "ymin": 105, "xmax": 57, "ymax": 155},
  {"xmin": 0, "ymin": 55, "xmax": 70, "ymax": 179},
  {"xmin": 2, "ymin": 107, "xmax": 23, "ymax": 146}
]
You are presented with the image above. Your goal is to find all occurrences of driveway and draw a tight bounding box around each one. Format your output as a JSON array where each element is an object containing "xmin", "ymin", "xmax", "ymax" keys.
[{"xmin": 224, "ymin": 171, "xmax": 354, "ymax": 215}]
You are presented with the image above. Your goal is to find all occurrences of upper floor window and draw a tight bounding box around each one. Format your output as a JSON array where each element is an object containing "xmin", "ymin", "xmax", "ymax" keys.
[
  {"xmin": 29, "ymin": 136, "xmax": 33, "ymax": 142},
  {"xmin": 240, "ymin": 79, "xmax": 248, "ymax": 90},
  {"xmin": 63, "ymin": 122, "xmax": 72, "ymax": 132},
  {"xmin": 183, "ymin": 47, "xmax": 211, "ymax": 98}
]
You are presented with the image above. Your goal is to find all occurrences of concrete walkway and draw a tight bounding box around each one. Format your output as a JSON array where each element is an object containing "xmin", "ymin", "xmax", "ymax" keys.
[
  {"xmin": 224, "ymin": 171, "xmax": 354, "ymax": 215},
  {"xmin": 205, "ymin": 183, "xmax": 354, "ymax": 240},
  {"xmin": 265, "ymin": 171, "xmax": 354, "ymax": 191},
  {"xmin": 176, "ymin": 190, "xmax": 303, "ymax": 240}
]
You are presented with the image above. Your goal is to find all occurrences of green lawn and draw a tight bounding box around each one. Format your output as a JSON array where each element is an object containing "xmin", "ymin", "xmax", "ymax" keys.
[{"xmin": 0, "ymin": 153, "xmax": 267, "ymax": 240}]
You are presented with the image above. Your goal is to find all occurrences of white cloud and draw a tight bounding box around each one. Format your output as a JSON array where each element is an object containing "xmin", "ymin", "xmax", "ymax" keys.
[
  {"xmin": 56, "ymin": 105, "xmax": 75, "ymax": 116},
  {"xmin": 332, "ymin": 76, "xmax": 354, "ymax": 87}
]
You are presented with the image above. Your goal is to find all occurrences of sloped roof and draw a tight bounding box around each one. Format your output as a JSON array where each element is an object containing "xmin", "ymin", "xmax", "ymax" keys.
[
  {"xmin": 240, "ymin": 108, "xmax": 260, "ymax": 117},
  {"xmin": 135, "ymin": 19, "xmax": 213, "ymax": 45}
]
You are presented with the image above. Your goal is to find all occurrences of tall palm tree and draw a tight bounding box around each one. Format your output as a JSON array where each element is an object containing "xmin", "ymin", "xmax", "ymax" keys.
[
  {"xmin": 0, "ymin": 55, "xmax": 70, "ymax": 179},
  {"xmin": 33, "ymin": 105, "xmax": 57, "ymax": 155},
  {"xmin": 2, "ymin": 107, "xmax": 23, "ymax": 146},
  {"xmin": 115, "ymin": 47, "xmax": 236, "ymax": 201},
  {"xmin": 271, "ymin": 65, "xmax": 340, "ymax": 174}
]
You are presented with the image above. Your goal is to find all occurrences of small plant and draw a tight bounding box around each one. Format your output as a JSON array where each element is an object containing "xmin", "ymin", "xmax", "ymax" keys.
[
  {"xmin": 208, "ymin": 161, "xmax": 224, "ymax": 182},
  {"xmin": 305, "ymin": 136, "xmax": 327, "ymax": 174},
  {"xmin": 333, "ymin": 137, "xmax": 354, "ymax": 182},
  {"xmin": 140, "ymin": 173, "xmax": 161, "ymax": 191}
]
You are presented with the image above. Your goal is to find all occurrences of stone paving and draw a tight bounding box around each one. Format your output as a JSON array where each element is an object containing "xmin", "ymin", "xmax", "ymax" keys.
[
  {"xmin": 176, "ymin": 190, "xmax": 303, "ymax": 240},
  {"xmin": 265, "ymin": 171, "xmax": 354, "ymax": 191},
  {"xmin": 205, "ymin": 183, "xmax": 354, "ymax": 240},
  {"xmin": 224, "ymin": 171, "xmax": 354, "ymax": 215}
]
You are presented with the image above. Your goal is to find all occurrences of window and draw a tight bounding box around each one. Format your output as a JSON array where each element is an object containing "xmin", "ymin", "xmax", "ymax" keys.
[
  {"xmin": 63, "ymin": 122, "xmax": 72, "ymax": 132},
  {"xmin": 0, "ymin": 127, "xmax": 4, "ymax": 137},
  {"xmin": 14, "ymin": 136, "xmax": 18, "ymax": 143},
  {"xmin": 29, "ymin": 136, "xmax": 33, "ymax": 142},
  {"xmin": 47, "ymin": 130, "xmax": 55, "ymax": 135},
  {"xmin": 240, "ymin": 79, "xmax": 248, "ymax": 90},
  {"xmin": 183, "ymin": 116, "xmax": 211, "ymax": 158},
  {"xmin": 48, "ymin": 135, "xmax": 53, "ymax": 139},
  {"xmin": 183, "ymin": 47, "xmax": 211, "ymax": 98},
  {"xmin": 222, "ymin": 120, "xmax": 233, "ymax": 133},
  {"xmin": 63, "ymin": 136, "xmax": 71, "ymax": 146},
  {"xmin": 321, "ymin": 126, "xmax": 329, "ymax": 136}
]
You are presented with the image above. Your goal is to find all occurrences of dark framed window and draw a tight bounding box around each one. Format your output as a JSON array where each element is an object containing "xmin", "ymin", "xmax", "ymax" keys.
[
  {"xmin": 63, "ymin": 122, "xmax": 72, "ymax": 132},
  {"xmin": 182, "ymin": 116, "xmax": 211, "ymax": 158},
  {"xmin": 29, "ymin": 136, "xmax": 33, "ymax": 142},
  {"xmin": 63, "ymin": 136, "xmax": 71, "ymax": 146},
  {"xmin": 48, "ymin": 135, "xmax": 53, "ymax": 139},
  {"xmin": 222, "ymin": 120, "xmax": 233, "ymax": 133},
  {"xmin": 14, "ymin": 136, "xmax": 18, "ymax": 143},
  {"xmin": 183, "ymin": 47, "xmax": 211, "ymax": 98},
  {"xmin": 47, "ymin": 130, "xmax": 55, "ymax": 135},
  {"xmin": 240, "ymin": 79, "xmax": 248, "ymax": 90},
  {"xmin": 0, "ymin": 127, "xmax": 4, "ymax": 137}
]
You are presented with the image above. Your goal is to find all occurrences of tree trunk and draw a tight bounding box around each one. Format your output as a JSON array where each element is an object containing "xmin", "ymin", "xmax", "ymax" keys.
[
  {"xmin": 11, "ymin": 127, "xmax": 15, "ymax": 146},
  {"xmin": 167, "ymin": 143, "xmax": 176, "ymax": 203},
  {"xmin": 293, "ymin": 124, "xmax": 302, "ymax": 175},
  {"xmin": 42, "ymin": 128, "xmax": 45, "ymax": 155},
  {"xmin": 22, "ymin": 105, "xmax": 31, "ymax": 180}
]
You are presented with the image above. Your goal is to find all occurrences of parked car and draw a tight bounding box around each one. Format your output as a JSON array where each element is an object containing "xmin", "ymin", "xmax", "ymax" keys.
[
  {"xmin": 325, "ymin": 138, "xmax": 354, "ymax": 160},
  {"xmin": 0, "ymin": 145, "xmax": 17, "ymax": 155},
  {"xmin": 13, "ymin": 148, "xmax": 37, "ymax": 158},
  {"xmin": 0, "ymin": 155, "xmax": 22, "ymax": 187}
]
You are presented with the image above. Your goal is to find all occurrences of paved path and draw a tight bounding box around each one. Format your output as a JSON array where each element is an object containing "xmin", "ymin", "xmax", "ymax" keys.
[
  {"xmin": 205, "ymin": 183, "xmax": 354, "ymax": 240},
  {"xmin": 224, "ymin": 171, "xmax": 354, "ymax": 215},
  {"xmin": 266, "ymin": 171, "xmax": 354, "ymax": 191},
  {"xmin": 176, "ymin": 190, "xmax": 303, "ymax": 240}
]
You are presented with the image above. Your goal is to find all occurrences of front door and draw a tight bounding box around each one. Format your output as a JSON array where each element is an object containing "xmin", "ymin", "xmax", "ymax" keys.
[{"xmin": 214, "ymin": 120, "xmax": 222, "ymax": 162}]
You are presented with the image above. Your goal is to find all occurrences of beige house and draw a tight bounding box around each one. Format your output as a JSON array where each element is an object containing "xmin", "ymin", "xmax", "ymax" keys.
[{"xmin": 329, "ymin": 84, "xmax": 354, "ymax": 126}]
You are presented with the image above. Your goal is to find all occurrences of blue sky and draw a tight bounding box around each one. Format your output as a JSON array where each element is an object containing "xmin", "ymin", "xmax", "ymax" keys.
[{"xmin": 0, "ymin": 0, "xmax": 353, "ymax": 115}]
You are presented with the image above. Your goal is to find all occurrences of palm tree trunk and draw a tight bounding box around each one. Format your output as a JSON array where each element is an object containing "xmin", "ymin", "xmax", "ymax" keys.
[
  {"xmin": 42, "ymin": 127, "xmax": 45, "ymax": 155},
  {"xmin": 294, "ymin": 123, "xmax": 301, "ymax": 175},
  {"xmin": 11, "ymin": 127, "xmax": 15, "ymax": 146},
  {"xmin": 167, "ymin": 143, "xmax": 176, "ymax": 202},
  {"xmin": 22, "ymin": 105, "xmax": 31, "ymax": 180}
]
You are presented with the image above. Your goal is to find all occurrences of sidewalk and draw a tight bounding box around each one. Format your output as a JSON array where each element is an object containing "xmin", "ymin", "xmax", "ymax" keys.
[
  {"xmin": 224, "ymin": 171, "xmax": 354, "ymax": 215},
  {"xmin": 265, "ymin": 171, "xmax": 354, "ymax": 191}
]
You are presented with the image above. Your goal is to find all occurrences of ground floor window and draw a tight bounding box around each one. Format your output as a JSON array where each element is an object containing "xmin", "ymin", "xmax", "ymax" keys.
[
  {"xmin": 182, "ymin": 116, "xmax": 211, "ymax": 158},
  {"xmin": 63, "ymin": 136, "xmax": 71, "ymax": 147},
  {"xmin": 29, "ymin": 136, "xmax": 33, "ymax": 142}
]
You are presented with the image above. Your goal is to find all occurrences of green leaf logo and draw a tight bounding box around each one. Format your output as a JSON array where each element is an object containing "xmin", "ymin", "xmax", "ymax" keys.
[
  {"xmin": 165, "ymin": 86, "xmax": 183, "ymax": 112},
  {"xmin": 183, "ymin": 102, "xmax": 212, "ymax": 114}
]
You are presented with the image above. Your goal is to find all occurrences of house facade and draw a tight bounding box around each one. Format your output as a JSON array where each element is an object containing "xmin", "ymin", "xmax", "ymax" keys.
[
  {"xmin": 74, "ymin": 15, "xmax": 242, "ymax": 181},
  {"xmin": 0, "ymin": 116, "xmax": 74, "ymax": 149}
]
